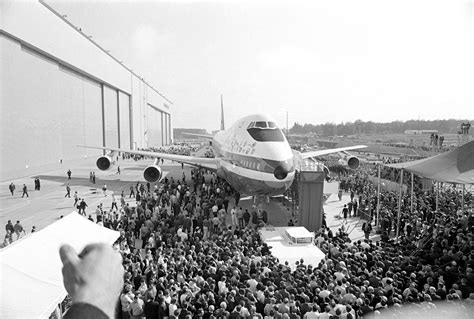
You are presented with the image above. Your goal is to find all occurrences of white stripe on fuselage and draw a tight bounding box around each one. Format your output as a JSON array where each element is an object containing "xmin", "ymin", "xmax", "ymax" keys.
[{"xmin": 218, "ymin": 157, "xmax": 294, "ymax": 183}]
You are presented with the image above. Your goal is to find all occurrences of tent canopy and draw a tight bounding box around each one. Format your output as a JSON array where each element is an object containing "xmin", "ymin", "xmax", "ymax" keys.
[
  {"xmin": 386, "ymin": 141, "xmax": 474, "ymax": 184},
  {"xmin": 0, "ymin": 213, "xmax": 119, "ymax": 319}
]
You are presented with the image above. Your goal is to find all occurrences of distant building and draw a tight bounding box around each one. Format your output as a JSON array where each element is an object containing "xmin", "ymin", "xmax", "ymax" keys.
[
  {"xmin": 173, "ymin": 128, "xmax": 208, "ymax": 140},
  {"xmin": 404, "ymin": 130, "xmax": 438, "ymax": 135}
]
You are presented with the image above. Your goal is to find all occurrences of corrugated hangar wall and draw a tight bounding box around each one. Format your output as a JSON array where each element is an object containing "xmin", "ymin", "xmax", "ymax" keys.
[{"xmin": 0, "ymin": 0, "xmax": 172, "ymax": 181}]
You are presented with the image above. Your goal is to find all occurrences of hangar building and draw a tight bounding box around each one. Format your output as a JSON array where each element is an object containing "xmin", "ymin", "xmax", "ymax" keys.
[{"xmin": 0, "ymin": 0, "xmax": 172, "ymax": 180}]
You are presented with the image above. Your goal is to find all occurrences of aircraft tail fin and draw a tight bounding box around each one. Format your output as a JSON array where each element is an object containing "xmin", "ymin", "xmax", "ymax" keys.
[{"xmin": 220, "ymin": 94, "xmax": 225, "ymax": 131}]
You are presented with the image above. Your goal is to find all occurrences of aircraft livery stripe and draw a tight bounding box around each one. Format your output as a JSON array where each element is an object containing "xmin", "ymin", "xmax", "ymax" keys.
[
  {"xmin": 219, "ymin": 158, "xmax": 294, "ymax": 182},
  {"xmin": 213, "ymin": 139, "xmax": 294, "ymax": 174}
]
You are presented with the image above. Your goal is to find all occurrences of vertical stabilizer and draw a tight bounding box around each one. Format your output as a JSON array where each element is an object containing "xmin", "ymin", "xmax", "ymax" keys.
[{"xmin": 220, "ymin": 95, "xmax": 225, "ymax": 131}]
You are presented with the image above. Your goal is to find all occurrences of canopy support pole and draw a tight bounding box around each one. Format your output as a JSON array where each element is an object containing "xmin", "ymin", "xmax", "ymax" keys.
[
  {"xmin": 436, "ymin": 181, "xmax": 439, "ymax": 216},
  {"xmin": 410, "ymin": 172, "xmax": 414, "ymax": 215},
  {"xmin": 462, "ymin": 184, "xmax": 465, "ymax": 214},
  {"xmin": 396, "ymin": 169, "xmax": 403, "ymax": 243},
  {"xmin": 376, "ymin": 163, "xmax": 381, "ymax": 229}
]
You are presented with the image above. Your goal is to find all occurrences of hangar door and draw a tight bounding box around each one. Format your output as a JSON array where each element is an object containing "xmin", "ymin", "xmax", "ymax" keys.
[{"xmin": 147, "ymin": 104, "xmax": 163, "ymax": 147}]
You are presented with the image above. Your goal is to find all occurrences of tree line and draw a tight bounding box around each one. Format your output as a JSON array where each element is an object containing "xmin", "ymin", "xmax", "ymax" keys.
[{"xmin": 290, "ymin": 119, "xmax": 471, "ymax": 136}]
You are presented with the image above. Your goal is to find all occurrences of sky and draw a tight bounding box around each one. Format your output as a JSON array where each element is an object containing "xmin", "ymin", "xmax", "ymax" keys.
[{"xmin": 47, "ymin": 0, "xmax": 473, "ymax": 132}]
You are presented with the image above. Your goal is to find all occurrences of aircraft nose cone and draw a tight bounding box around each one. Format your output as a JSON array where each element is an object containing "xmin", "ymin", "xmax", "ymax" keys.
[{"xmin": 274, "ymin": 165, "xmax": 289, "ymax": 180}]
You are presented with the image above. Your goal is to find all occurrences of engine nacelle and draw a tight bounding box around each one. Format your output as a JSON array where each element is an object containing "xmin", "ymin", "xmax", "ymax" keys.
[
  {"xmin": 346, "ymin": 156, "xmax": 360, "ymax": 169},
  {"xmin": 143, "ymin": 165, "xmax": 163, "ymax": 183},
  {"xmin": 338, "ymin": 156, "xmax": 360, "ymax": 169},
  {"xmin": 96, "ymin": 156, "xmax": 114, "ymax": 171}
]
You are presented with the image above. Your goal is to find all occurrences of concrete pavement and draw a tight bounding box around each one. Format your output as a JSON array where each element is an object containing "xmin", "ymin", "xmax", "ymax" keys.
[{"xmin": 1, "ymin": 156, "xmax": 375, "ymax": 247}]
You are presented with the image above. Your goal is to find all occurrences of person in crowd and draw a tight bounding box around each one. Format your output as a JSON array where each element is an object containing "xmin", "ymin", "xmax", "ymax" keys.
[
  {"xmin": 9, "ymin": 182, "xmax": 16, "ymax": 196},
  {"xmin": 5, "ymin": 220, "xmax": 14, "ymax": 239},
  {"xmin": 341, "ymin": 204, "xmax": 348, "ymax": 223},
  {"xmin": 111, "ymin": 194, "xmax": 118, "ymax": 211},
  {"xmin": 65, "ymin": 184, "xmax": 71, "ymax": 198},
  {"xmin": 34, "ymin": 177, "xmax": 41, "ymax": 191},
  {"xmin": 21, "ymin": 184, "xmax": 29, "ymax": 198},
  {"xmin": 71, "ymin": 192, "xmax": 79, "ymax": 208},
  {"xmin": 362, "ymin": 221, "xmax": 372, "ymax": 240},
  {"xmin": 130, "ymin": 293, "xmax": 144, "ymax": 318},
  {"xmin": 3, "ymin": 230, "xmax": 12, "ymax": 247},
  {"xmin": 78, "ymin": 199, "xmax": 88, "ymax": 216},
  {"xmin": 13, "ymin": 220, "xmax": 26, "ymax": 240}
]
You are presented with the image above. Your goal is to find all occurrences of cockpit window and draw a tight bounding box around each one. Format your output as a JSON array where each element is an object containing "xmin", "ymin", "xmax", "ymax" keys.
[
  {"xmin": 255, "ymin": 121, "xmax": 267, "ymax": 128},
  {"xmin": 247, "ymin": 126, "xmax": 286, "ymax": 142}
]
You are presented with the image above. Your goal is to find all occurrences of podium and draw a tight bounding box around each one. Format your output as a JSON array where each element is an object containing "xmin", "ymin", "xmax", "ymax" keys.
[{"xmin": 285, "ymin": 227, "xmax": 313, "ymax": 244}]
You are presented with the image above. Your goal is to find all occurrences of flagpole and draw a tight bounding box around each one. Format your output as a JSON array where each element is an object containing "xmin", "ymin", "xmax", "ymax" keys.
[{"xmin": 436, "ymin": 181, "xmax": 439, "ymax": 217}]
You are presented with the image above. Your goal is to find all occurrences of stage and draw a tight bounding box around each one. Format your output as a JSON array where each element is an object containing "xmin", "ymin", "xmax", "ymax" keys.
[{"xmin": 259, "ymin": 226, "xmax": 326, "ymax": 270}]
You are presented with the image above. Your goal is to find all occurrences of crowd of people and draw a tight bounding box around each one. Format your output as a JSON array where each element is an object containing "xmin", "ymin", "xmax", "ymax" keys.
[
  {"xmin": 4, "ymin": 144, "xmax": 473, "ymax": 318},
  {"xmin": 77, "ymin": 160, "xmax": 473, "ymax": 318}
]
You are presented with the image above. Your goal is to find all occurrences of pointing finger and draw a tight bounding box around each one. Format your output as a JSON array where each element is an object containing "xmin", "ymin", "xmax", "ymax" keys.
[{"xmin": 59, "ymin": 244, "xmax": 80, "ymax": 266}]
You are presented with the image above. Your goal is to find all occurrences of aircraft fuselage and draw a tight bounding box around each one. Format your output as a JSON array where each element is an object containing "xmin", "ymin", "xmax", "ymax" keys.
[{"xmin": 210, "ymin": 114, "xmax": 296, "ymax": 196}]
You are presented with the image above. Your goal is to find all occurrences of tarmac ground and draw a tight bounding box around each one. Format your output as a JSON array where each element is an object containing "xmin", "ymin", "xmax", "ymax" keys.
[{"xmin": 0, "ymin": 157, "xmax": 377, "ymax": 247}]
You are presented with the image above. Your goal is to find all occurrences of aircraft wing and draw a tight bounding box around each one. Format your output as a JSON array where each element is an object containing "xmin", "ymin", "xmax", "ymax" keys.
[
  {"xmin": 78, "ymin": 145, "xmax": 217, "ymax": 171},
  {"xmin": 182, "ymin": 132, "xmax": 214, "ymax": 139},
  {"xmin": 300, "ymin": 145, "xmax": 367, "ymax": 159}
]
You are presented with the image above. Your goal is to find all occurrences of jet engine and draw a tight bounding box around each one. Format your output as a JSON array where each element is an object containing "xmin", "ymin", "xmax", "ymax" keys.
[
  {"xmin": 338, "ymin": 156, "xmax": 360, "ymax": 169},
  {"xmin": 143, "ymin": 165, "xmax": 163, "ymax": 183},
  {"xmin": 96, "ymin": 156, "xmax": 114, "ymax": 170}
]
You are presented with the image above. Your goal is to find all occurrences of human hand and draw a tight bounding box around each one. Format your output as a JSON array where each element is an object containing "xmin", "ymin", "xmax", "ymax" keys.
[{"xmin": 60, "ymin": 243, "xmax": 124, "ymax": 318}]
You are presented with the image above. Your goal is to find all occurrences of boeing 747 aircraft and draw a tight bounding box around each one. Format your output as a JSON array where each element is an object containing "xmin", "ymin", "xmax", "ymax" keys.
[{"xmin": 80, "ymin": 114, "xmax": 365, "ymax": 196}]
